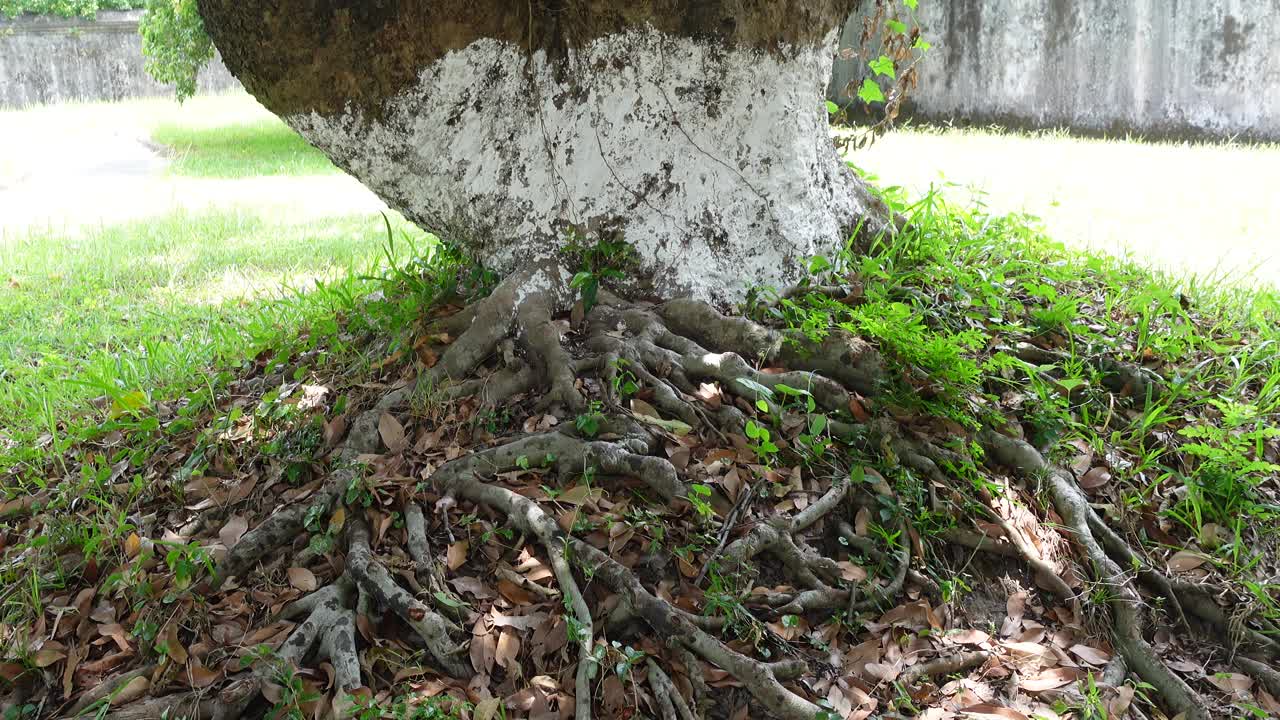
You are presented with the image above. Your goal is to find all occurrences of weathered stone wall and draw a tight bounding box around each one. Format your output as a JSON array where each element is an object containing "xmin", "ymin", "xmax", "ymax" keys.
[
  {"xmin": 0, "ymin": 10, "xmax": 238, "ymax": 108},
  {"xmin": 830, "ymin": 1, "xmax": 1280, "ymax": 140}
]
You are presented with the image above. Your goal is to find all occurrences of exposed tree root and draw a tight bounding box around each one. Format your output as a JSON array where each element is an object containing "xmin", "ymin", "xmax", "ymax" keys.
[
  {"xmin": 86, "ymin": 277, "xmax": 1231, "ymax": 720},
  {"xmin": 1007, "ymin": 342, "xmax": 1165, "ymax": 400},
  {"xmin": 980, "ymin": 430, "xmax": 1211, "ymax": 720},
  {"xmin": 646, "ymin": 659, "xmax": 697, "ymax": 720},
  {"xmin": 59, "ymin": 665, "xmax": 157, "ymax": 718},
  {"xmin": 898, "ymin": 650, "xmax": 992, "ymax": 684},
  {"xmin": 345, "ymin": 519, "xmax": 469, "ymax": 676}
]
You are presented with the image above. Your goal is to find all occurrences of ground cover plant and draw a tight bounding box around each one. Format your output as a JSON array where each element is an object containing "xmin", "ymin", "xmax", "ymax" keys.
[
  {"xmin": 2, "ymin": 184, "xmax": 1278, "ymax": 720},
  {"xmin": 0, "ymin": 210, "xmax": 409, "ymax": 451},
  {"xmin": 0, "ymin": 93, "xmax": 388, "ymax": 466},
  {"xmin": 3, "ymin": 2, "xmax": 1279, "ymax": 720},
  {"xmin": 853, "ymin": 124, "xmax": 1280, "ymax": 289},
  {"xmin": 151, "ymin": 119, "xmax": 339, "ymax": 178}
]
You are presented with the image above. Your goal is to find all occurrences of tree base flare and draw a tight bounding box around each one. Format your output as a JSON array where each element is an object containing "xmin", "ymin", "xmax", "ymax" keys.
[{"xmin": 33, "ymin": 272, "xmax": 1268, "ymax": 720}]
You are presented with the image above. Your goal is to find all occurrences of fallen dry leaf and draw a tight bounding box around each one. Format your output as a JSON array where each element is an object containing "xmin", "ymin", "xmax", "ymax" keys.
[
  {"xmin": 378, "ymin": 412, "xmax": 408, "ymax": 453},
  {"xmin": 162, "ymin": 623, "xmax": 188, "ymax": 665},
  {"xmin": 1079, "ymin": 467, "xmax": 1112, "ymax": 489},
  {"xmin": 837, "ymin": 561, "xmax": 868, "ymax": 582},
  {"xmin": 447, "ymin": 541, "xmax": 469, "ymax": 571},
  {"xmin": 111, "ymin": 676, "xmax": 149, "ymax": 706},
  {"xmin": 219, "ymin": 515, "xmax": 249, "ymax": 549},
  {"xmin": 1206, "ymin": 672, "xmax": 1252, "ymax": 696},
  {"xmin": 474, "ymin": 697, "xmax": 502, "ymax": 720},
  {"xmin": 31, "ymin": 649, "xmax": 65, "ymax": 668},
  {"xmin": 495, "ymin": 631, "xmax": 521, "ymax": 669},
  {"xmin": 188, "ymin": 660, "xmax": 222, "ymax": 688},
  {"xmin": 287, "ymin": 567, "xmax": 318, "ymax": 592},
  {"xmin": 1167, "ymin": 550, "xmax": 1210, "ymax": 572},
  {"xmin": 1019, "ymin": 666, "xmax": 1082, "ymax": 692},
  {"xmin": 1068, "ymin": 644, "xmax": 1111, "ymax": 666},
  {"xmin": 959, "ymin": 704, "xmax": 1029, "ymax": 720}
]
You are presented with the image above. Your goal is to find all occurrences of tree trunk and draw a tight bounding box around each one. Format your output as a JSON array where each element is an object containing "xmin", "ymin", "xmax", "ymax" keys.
[
  {"xmin": 196, "ymin": 0, "xmax": 888, "ymax": 305},
  {"xmin": 48, "ymin": 8, "xmax": 1215, "ymax": 720}
]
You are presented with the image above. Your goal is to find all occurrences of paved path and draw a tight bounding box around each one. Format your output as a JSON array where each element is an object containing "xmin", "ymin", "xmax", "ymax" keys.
[{"xmin": 0, "ymin": 100, "xmax": 382, "ymax": 239}]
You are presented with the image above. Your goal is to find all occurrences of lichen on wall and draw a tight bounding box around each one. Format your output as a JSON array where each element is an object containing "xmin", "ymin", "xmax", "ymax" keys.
[
  {"xmin": 0, "ymin": 10, "xmax": 237, "ymax": 108},
  {"xmin": 831, "ymin": 0, "xmax": 1280, "ymax": 140}
]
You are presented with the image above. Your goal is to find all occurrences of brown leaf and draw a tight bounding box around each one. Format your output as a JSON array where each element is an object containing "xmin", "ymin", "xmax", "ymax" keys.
[
  {"xmin": 378, "ymin": 413, "xmax": 408, "ymax": 453},
  {"xmin": 447, "ymin": 541, "xmax": 469, "ymax": 571},
  {"xmin": 854, "ymin": 506, "xmax": 870, "ymax": 536},
  {"xmin": 948, "ymin": 629, "xmax": 991, "ymax": 646},
  {"xmin": 450, "ymin": 576, "xmax": 496, "ymax": 599},
  {"xmin": 497, "ymin": 579, "xmax": 535, "ymax": 605},
  {"xmin": 1019, "ymin": 666, "xmax": 1082, "ymax": 692},
  {"xmin": 123, "ymin": 533, "xmax": 142, "ymax": 559},
  {"xmin": 1109, "ymin": 685, "xmax": 1136, "ymax": 717},
  {"xmin": 695, "ymin": 383, "xmax": 722, "ymax": 409},
  {"xmin": 111, "ymin": 676, "xmax": 150, "ymax": 706},
  {"xmin": 328, "ymin": 506, "xmax": 346, "ymax": 535},
  {"xmin": 490, "ymin": 609, "xmax": 549, "ymax": 631},
  {"xmin": 863, "ymin": 660, "xmax": 901, "ymax": 682},
  {"xmin": 837, "ymin": 561, "xmax": 868, "ymax": 582},
  {"xmin": 474, "ymin": 698, "xmax": 502, "ymax": 720},
  {"xmin": 1079, "ymin": 467, "xmax": 1112, "ymax": 489},
  {"xmin": 1005, "ymin": 641, "xmax": 1055, "ymax": 667},
  {"xmin": 287, "ymin": 567, "xmax": 318, "ymax": 592},
  {"xmin": 1002, "ymin": 590, "xmax": 1027, "ymax": 637},
  {"xmin": 848, "ymin": 396, "xmax": 872, "ymax": 422},
  {"xmin": 1206, "ymin": 672, "xmax": 1252, "ymax": 696},
  {"xmin": 1069, "ymin": 644, "xmax": 1111, "ymax": 666},
  {"xmin": 62, "ymin": 644, "xmax": 80, "ymax": 697},
  {"xmin": 495, "ymin": 631, "xmax": 521, "ymax": 669},
  {"xmin": 188, "ymin": 660, "xmax": 222, "ymax": 688},
  {"xmin": 323, "ymin": 415, "xmax": 347, "ymax": 448},
  {"xmin": 1068, "ymin": 440, "xmax": 1095, "ymax": 476},
  {"xmin": 558, "ymin": 484, "xmax": 602, "ymax": 506},
  {"xmin": 219, "ymin": 515, "xmax": 249, "ymax": 549},
  {"xmin": 32, "ymin": 649, "xmax": 65, "ymax": 668},
  {"xmin": 98, "ymin": 623, "xmax": 132, "ymax": 652},
  {"xmin": 1167, "ymin": 550, "xmax": 1210, "ymax": 572},
  {"xmin": 162, "ymin": 623, "xmax": 188, "ymax": 665},
  {"xmin": 630, "ymin": 399, "xmax": 660, "ymax": 418},
  {"xmin": 959, "ymin": 704, "xmax": 1029, "ymax": 720}
]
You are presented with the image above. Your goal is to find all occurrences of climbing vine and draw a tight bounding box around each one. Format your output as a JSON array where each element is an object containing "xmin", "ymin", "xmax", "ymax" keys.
[{"xmin": 829, "ymin": 0, "xmax": 931, "ymax": 149}]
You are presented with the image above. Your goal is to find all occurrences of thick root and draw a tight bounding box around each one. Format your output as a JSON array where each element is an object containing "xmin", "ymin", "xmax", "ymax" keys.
[
  {"xmin": 345, "ymin": 519, "xmax": 469, "ymax": 677},
  {"xmin": 112, "ymin": 285, "xmax": 1224, "ymax": 720},
  {"xmin": 981, "ymin": 430, "xmax": 1212, "ymax": 720}
]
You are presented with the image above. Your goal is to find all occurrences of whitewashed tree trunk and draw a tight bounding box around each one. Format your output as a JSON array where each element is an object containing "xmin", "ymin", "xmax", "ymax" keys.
[{"xmin": 198, "ymin": 2, "xmax": 887, "ymax": 305}]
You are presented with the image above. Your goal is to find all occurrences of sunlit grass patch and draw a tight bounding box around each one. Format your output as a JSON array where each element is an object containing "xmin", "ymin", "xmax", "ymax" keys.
[
  {"xmin": 152, "ymin": 118, "xmax": 337, "ymax": 178},
  {"xmin": 0, "ymin": 208, "xmax": 416, "ymax": 441}
]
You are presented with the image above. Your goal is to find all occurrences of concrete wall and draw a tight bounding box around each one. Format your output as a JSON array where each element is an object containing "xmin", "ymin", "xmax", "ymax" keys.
[
  {"xmin": 0, "ymin": 10, "xmax": 238, "ymax": 109},
  {"xmin": 831, "ymin": 1, "xmax": 1280, "ymax": 141}
]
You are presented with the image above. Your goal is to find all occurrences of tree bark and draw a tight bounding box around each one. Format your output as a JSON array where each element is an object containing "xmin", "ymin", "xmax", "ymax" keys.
[{"xmin": 196, "ymin": 0, "xmax": 890, "ymax": 305}]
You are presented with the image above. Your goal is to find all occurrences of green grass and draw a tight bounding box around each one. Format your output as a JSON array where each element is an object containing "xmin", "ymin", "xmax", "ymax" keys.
[
  {"xmin": 152, "ymin": 118, "xmax": 339, "ymax": 178},
  {"xmin": 0, "ymin": 209, "xmax": 419, "ymax": 445},
  {"xmin": 777, "ymin": 176, "xmax": 1279, "ymax": 595},
  {"xmin": 852, "ymin": 123, "xmax": 1280, "ymax": 289},
  {"xmin": 0, "ymin": 92, "xmax": 398, "ymax": 455},
  {"xmin": 2, "ymin": 127, "xmax": 1278, "ymax": 715}
]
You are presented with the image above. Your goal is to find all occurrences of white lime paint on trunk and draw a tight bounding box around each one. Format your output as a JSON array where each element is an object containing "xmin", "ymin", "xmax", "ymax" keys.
[{"xmin": 291, "ymin": 25, "xmax": 877, "ymax": 306}]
